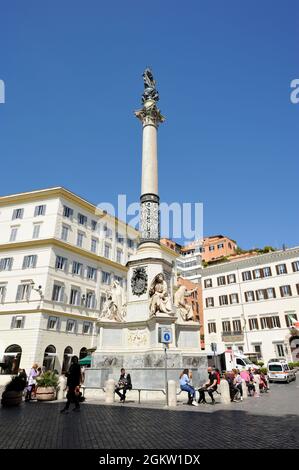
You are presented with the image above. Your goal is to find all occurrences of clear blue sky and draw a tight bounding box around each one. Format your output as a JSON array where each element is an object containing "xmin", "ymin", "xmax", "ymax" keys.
[{"xmin": 0, "ymin": 1, "xmax": 298, "ymax": 249}]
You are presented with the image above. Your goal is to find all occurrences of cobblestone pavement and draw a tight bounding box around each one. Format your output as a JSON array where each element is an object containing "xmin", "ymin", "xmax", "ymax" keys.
[{"xmin": 0, "ymin": 381, "xmax": 298, "ymax": 449}]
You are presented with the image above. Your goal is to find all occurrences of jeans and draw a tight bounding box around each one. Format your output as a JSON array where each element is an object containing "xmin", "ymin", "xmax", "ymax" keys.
[
  {"xmin": 180, "ymin": 384, "xmax": 196, "ymax": 401},
  {"xmin": 199, "ymin": 387, "xmax": 216, "ymax": 402},
  {"xmin": 115, "ymin": 386, "xmax": 129, "ymax": 401}
]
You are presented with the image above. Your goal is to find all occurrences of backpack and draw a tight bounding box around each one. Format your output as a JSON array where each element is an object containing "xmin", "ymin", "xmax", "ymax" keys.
[{"xmin": 216, "ymin": 372, "xmax": 220, "ymax": 385}]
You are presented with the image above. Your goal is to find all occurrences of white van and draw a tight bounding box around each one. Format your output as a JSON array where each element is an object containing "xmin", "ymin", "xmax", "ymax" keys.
[{"xmin": 267, "ymin": 359, "xmax": 296, "ymax": 383}]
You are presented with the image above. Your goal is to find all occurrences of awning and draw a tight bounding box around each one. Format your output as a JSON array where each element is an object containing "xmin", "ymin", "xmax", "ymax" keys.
[{"xmin": 79, "ymin": 356, "xmax": 92, "ymax": 366}]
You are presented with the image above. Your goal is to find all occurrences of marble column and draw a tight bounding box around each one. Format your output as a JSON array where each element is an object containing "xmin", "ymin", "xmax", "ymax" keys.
[{"xmin": 135, "ymin": 73, "xmax": 165, "ymax": 247}]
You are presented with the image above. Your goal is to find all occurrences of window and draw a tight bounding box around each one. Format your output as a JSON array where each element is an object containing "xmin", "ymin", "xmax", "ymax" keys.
[
  {"xmin": 253, "ymin": 269, "xmax": 262, "ymax": 279},
  {"xmin": 217, "ymin": 276, "xmax": 226, "ymax": 286},
  {"xmin": 83, "ymin": 321, "xmax": 92, "ymax": 334},
  {"xmin": 86, "ymin": 292, "xmax": 96, "ymax": 309},
  {"xmin": 204, "ymin": 279, "xmax": 212, "ymax": 288},
  {"xmin": 276, "ymin": 344, "xmax": 284, "ymax": 357},
  {"xmin": 292, "ymin": 261, "xmax": 299, "ymax": 272},
  {"xmin": 34, "ymin": 205, "xmax": 46, "ymax": 217},
  {"xmin": 9, "ymin": 228, "xmax": 18, "ymax": 242},
  {"xmin": 232, "ymin": 319, "xmax": 242, "ymax": 332},
  {"xmin": 249, "ymin": 318, "xmax": 259, "ymax": 330},
  {"xmin": 70, "ymin": 288, "xmax": 80, "ymax": 306},
  {"xmin": 22, "ymin": 255, "xmax": 37, "ymax": 269},
  {"xmin": 263, "ymin": 267, "xmax": 272, "ymax": 277},
  {"xmin": 102, "ymin": 271, "xmax": 111, "ymax": 284},
  {"xmin": 114, "ymin": 276, "xmax": 123, "ymax": 286},
  {"xmin": 127, "ymin": 238, "xmax": 135, "ymax": 249},
  {"xmin": 227, "ymin": 274, "xmax": 236, "ymax": 284},
  {"xmin": 78, "ymin": 213, "xmax": 87, "ymax": 226},
  {"xmin": 91, "ymin": 238, "xmax": 98, "ymax": 253},
  {"xmin": 52, "ymin": 284, "xmax": 64, "ymax": 302},
  {"xmin": 205, "ymin": 297, "xmax": 214, "ymax": 308},
  {"xmin": 32, "ymin": 224, "xmax": 41, "ymax": 239},
  {"xmin": 72, "ymin": 261, "xmax": 83, "ymax": 276},
  {"xmin": 245, "ymin": 291, "xmax": 255, "ymax": 302},
  {"xmin": 209, "ymin": 245, "xmax": 215, "ymax": 251},
  {"xmin": 100, "ymin": 295, "xmax": 106, "ymax": 312},
  {"xmin": 12, "ymin": 208, "xmax": 24, "ymax": 220},
  {"xmin": 87, "ymin": 266, "xmax": 97, "ymax": 281},
  {"xmin": 285, "ymin": 313, "xmax": 298, "ymax": 327},
  {"xmin": 55, "ymin": 256, "xmax": 67, "ymax": 270},
  {"xmin": 47, "ymin": 316, "xmax": 59, "ymax": 330},
  {"xmin": 260, "ymin": 316, "xmax": 281, "ymax": 329},
  {"xmin": 66, "ymin": 319, "xmax": 77, "ymax": 333},
  {"xmin": 253, "ymin": 344, "xmax": 262, "ymax": 359},
  {"xmin": 11, "ymin": 316, "xmax": 25, "ymax": 329},
  {"xmin": 256, "ymin": 289, "xmax": 266, "ymax": 301},
  {"xmin": 217, "ymin": 243, "xmax": 224, "ymax": 249},
  {"xmin": 116, "ymin": 249, "xmax": 122, "ymax": 264},
  {"xmin": 266, "ymin": 287, "xmax": 276, "ymax": 299},
  {"xmin": 104, "ymin": 244, "xmax": 111, "ymax": 259},
  {"xmin": 276, "ymin": 264, "xmax": 287, "ymax": 275},
  {"xmin": 77, "ymin": 231, "xmax": 84, "ymax": 247},
  {"xmin": 229, "ymin": 293, "xmax": 239, "ymax": 304},
  {"xmin": 91, "ymin": 220, "xmax": 97, "ymax": 231},
  {"xmin": 16, "ymin": 284, "xmax": 31, "ymax": 301},
  {"xmin": 280, "ymin": 285, "xmax": 292, "ymax": 297},
  {"xmin": 219, "ymin": 295, "xmax": 228, "ymax": 306},
  {"xmin": 104, "ymin": 225, "xmax": 113, "ymax": 239},
  {"xmin": 242, "ymin": 271, "xmax": 252, "ymax": 281},
  {"xmin": 61, "ymin": 225, "xmax": 69, "ymax": 241},
  {"xmin": 116, "ymin": 232, "xmax": 124, "ymax": 244},
  {"xmin": 63, "ymin": 206, "xmax": 73, "ymax": 219},
  {"xmin": 208, "ymin": 322, "xmax": 216, "ymax": 333},
  {"xmin": 222, "ymin": 321, "xmax": 231, "ymax": 332},
  {"xmin": 0, "ymin": 285, "xmax": 7, "ymax": 303},
  {"xmin": 0, "ymin": 257, "xmax": 13, "ymax": 271}
]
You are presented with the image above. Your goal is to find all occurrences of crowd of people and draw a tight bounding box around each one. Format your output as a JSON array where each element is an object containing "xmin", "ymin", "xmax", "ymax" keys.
[{"xmin": 179, "ymin": 366, "xmax": 270, "ymax": 405}]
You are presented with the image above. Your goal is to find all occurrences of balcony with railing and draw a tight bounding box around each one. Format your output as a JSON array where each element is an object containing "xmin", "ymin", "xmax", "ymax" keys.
[{"xmin": 221, "ymin": 330, "xmax": 244, "ymax": 342}]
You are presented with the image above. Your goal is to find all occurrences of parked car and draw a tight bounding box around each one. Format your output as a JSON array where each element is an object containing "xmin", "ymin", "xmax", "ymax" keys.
[{"xmin": 267, "ymin": 358, "xmax": 296, "ymax": 383}]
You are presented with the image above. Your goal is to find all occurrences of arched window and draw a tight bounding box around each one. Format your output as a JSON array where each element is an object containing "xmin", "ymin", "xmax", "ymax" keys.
[
  {"xmin": 62, "ymin": 346, "xmax": 73, "ymax": 373},
  {"xmin": 1, "ymin": 344, "xmax": 22, "ymax": 375},
  {"xmin": 79, "ymin": 347, "xmax": 88, "ymax": 360},
  {"xmin": 43, "ymin": 345, "xmax": 56, "ymax": 371}
]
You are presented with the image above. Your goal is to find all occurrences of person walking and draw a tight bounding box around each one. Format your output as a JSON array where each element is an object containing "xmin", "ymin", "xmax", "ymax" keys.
[
  {"xmin": 234, "ymin": 370, "xmax": 243, "ymax": 401},
  {"xmin": 60, "ymin": 356, "xmax": 83, "ymax": 413},
  {"xmin": 179, "ymin": 369, "xmax": 198, "ymax": 406}
]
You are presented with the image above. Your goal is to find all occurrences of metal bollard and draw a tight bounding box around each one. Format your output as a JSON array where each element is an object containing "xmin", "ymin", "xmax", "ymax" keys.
[
  {"xmin": 105, "ymin": 379, "xmax": 115, "ymax": 404},
  {"xmin": 168, "ymin": 380, "xmax": 177, "ymax": 407}
]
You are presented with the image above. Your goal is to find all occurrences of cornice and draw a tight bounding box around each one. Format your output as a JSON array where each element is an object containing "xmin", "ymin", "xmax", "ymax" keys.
[
  {"xmin": 202, "ymin": 247, "xmax": 299, "ymax": 276},
  {"xmin": 0, "ymin": 238, "xmax": 128, "ymax": 272},
  {"xmin": 0, "ymin": 187, "xmax": 139, "ymax": 234},
  {"xmin": 0, "ymin": 308, "xmax": 98, "ymax": 321}
]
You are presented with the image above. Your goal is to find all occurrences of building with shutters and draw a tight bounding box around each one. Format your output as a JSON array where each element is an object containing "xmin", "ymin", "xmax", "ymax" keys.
[
  {"xmin": 202, "ymin": 246, "xmax": 299, "ymax": 363},
  {"xmin": 0, "ymin": 187, "xmax": 141, "ymax": 374}
]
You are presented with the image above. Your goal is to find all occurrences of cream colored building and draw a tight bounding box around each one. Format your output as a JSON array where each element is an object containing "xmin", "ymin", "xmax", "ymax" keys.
[
  {"xmin": 0, "ymin": 187, "xmax": 141, "ymax": 374},
  {"xmin": 202, "ymin": 247, "xmax": 299, "ymax": 363}
]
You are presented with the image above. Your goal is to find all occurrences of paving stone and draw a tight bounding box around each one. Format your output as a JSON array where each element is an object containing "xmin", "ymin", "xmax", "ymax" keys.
[{"xmin": 0, "ymin": 382, "xmax": 298, "ymax": 449}]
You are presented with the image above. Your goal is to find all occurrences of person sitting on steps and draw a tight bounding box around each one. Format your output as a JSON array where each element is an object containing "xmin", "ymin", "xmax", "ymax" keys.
[{"xmin": 198, "ymin": 366, "xmax": 218, "ymax": 405}]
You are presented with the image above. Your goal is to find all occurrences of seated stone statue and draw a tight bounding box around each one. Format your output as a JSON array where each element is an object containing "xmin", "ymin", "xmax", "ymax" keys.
[
  {"xmin": 174, "ymin": 285, "xmax": 197, "ymax": 322},
  {"xmin": 99, "ymin": 281, "xmax": 126, "ymax": 322},
  {"xmin": 149, "ymin": 273, "xmax": 172, "ymax": 316}
]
